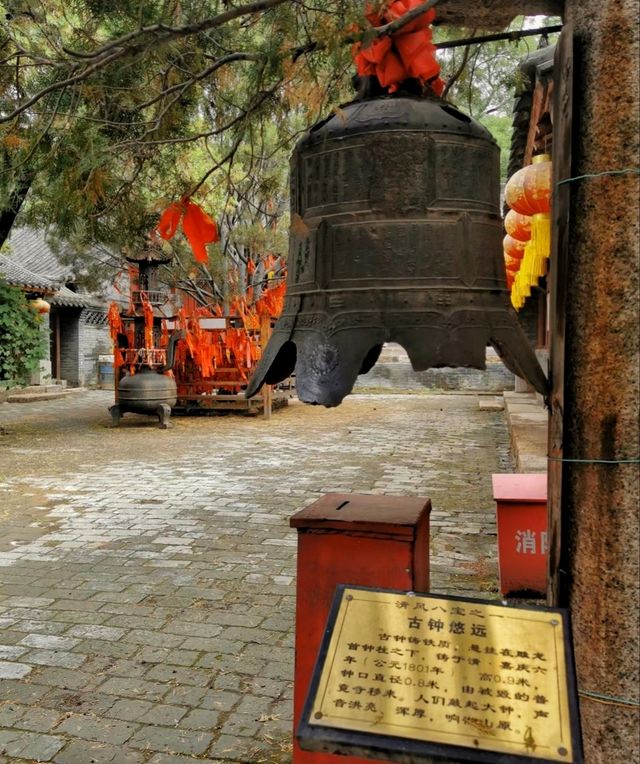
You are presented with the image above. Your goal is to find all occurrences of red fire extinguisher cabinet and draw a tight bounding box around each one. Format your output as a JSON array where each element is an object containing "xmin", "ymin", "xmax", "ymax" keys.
[
  {"xmin": 492, "ymin": 473, "xmax": 548, "ymax": 597},
  {"xmin": 290, "ymin": 492, "xmax": 431, "ymax": 764}
]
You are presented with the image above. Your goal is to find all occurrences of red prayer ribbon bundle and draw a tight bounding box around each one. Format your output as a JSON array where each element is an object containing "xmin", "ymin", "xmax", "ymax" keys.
[
  {"xmin": 352, "ymin": 0, "xmax": 444, "ymax": 95},
  {"xmin": 156, "ymin": 198, "xmax": 219, "ymax": 263}
]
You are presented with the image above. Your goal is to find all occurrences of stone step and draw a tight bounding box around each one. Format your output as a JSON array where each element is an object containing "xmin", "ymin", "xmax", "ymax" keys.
[
  {"xmin": 6, "ymin": 389, "xmax": 74, "ymax": 403},
  {"xmin": 10, "ymin": 383, "xmax": 67, "ymax": 395}
]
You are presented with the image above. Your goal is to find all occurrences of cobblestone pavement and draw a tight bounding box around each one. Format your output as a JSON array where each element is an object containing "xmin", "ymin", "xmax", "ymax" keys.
[{"xmin": 0, "ymin": 390, "xmax": 511, "ymax": 763}]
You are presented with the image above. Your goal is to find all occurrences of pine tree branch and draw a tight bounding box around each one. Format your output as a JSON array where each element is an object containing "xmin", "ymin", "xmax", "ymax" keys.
[{"xmin": 0, "ymin": 0, "xmax": 289, "ymax": 125}]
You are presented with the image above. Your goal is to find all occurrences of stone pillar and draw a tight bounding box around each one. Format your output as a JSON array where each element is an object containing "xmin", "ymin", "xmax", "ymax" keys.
[
  {"xmin": 29, "ymin": 310, "xmax": 52, "ymax": 385},
  {"xmin": 562, "ymin": 2, "xmax": 639, "ymax": 761}
]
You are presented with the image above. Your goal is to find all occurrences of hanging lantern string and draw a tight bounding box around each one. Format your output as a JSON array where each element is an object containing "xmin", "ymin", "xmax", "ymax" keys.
[
  {"xmin": 556, "ymin": 167, "xmax": 639, "ymax": 186},
  {"xmin": 547, "ymin": 455, "xmax": 640, "ymax": 464},
  {"xmin": 579, "ymin": 689, "xmax": 640, "ymax": 709}
]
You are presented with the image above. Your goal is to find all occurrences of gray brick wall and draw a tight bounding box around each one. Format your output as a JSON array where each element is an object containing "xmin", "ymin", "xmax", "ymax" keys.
[
  {"xmin": 59, "ymin": 311, "xmax": 80, "ymax": 385},
  {"xmin": 78, "ymin": 309, "xmax": 111, "ymax": 387},
  {"xmin": 57, "ymin": 309, "xmax": 110, "ymax": 387},
  {"xmin": 354, "ymin": 345, "xmax": 515, "ymax": 393}
]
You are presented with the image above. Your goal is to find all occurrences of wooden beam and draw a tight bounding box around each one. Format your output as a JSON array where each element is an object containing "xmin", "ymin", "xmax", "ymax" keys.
[
  {"xmin": 547, "ymin": 25, "xmax": 573, "ymax": 606},
  {"xmin": 435, "ymin": 0, "xmax": 563, "ymax": 29}
]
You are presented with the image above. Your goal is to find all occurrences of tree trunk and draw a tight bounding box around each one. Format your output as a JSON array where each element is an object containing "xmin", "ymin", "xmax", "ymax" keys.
[
  {"xmin": 0, "ymin": 175, "xmax": 33, "ymax": 250},
  {"xmin": 561, "ymin": 2, "xmax": 639, "ymax": 761}
]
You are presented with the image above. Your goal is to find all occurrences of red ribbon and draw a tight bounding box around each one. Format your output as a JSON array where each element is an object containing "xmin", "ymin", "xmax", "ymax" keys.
[
  {"xmin": 352, "ymin": 0, "xmax": 444, "ymax": 95},
  {"xmin": 156, "ymin": 198, "xmax": 219, "ymax": 264}
]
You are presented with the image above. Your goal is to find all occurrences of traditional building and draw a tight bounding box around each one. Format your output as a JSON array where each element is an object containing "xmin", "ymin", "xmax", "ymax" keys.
[{"xmin": 0, "ymin": 227, "xmax": 113, "ymax": 387}]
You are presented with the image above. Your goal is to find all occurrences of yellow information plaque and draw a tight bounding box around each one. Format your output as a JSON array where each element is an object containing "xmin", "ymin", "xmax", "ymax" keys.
[{"xmin": 305, "ymin": 587, "xmax": 580, "ymax": 762}]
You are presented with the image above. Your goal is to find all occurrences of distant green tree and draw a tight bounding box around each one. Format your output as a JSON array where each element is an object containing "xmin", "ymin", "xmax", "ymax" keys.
[
  {"xmin": 439, "ymin": 16, "xmax": 561, "ymax": 181},
  {"xmin": 0, "ymin": 282, "xmax": 46, "ymax": 383}
]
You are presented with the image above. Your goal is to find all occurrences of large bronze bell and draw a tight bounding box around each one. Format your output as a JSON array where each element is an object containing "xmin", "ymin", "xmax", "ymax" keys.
[{"xmin": 246, "ymin": 92, "xmax": 548, "ymax": 407}]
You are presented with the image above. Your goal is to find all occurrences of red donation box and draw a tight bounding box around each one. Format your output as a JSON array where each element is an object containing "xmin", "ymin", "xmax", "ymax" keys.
[
  {"xmin": 290, "ymin": 493, "xmax": 431, "ymax": 764},
  {"xmin": 492, "ymin": 473, "xmax": 548, "ymax": 597}
]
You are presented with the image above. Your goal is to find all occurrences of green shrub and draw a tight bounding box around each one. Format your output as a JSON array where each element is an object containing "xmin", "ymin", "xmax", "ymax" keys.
[{"xmin": 0, "ymin": 281, "xmax": 47, "ymax": 383}]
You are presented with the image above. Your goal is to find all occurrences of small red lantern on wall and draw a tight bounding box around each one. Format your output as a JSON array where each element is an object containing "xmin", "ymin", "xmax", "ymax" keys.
[{"xmin": 30, "ymin": 298, "xmax": 50, "ymax": 314}]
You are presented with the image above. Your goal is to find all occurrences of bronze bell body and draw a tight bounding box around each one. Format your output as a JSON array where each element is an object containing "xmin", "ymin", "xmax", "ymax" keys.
[{"xmin": 246, "ymin": 95, "xmax": 548, "ymax": 406}]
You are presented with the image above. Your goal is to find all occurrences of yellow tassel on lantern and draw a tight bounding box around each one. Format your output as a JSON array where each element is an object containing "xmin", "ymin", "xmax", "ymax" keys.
[
  {"xmin": 530, "ymin": 211, "xmax": 551, "ymax": 278},
  {"xmin": 525, "ymin": 154, "xmax": 552, "ymax": 279}
]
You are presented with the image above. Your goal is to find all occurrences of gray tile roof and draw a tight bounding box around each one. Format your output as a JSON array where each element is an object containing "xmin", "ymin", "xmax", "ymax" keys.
[
  {"xmin": 50, "ymin": 286, "xmax": 102, "ymax": 308},
  {"xmin": 4, "ymin": 226, "xmax": 73, "ymax": 283},
  {"xmin": 1, "ymin": 226, "xmax": 114, "ymax": 308},
  {"xmin": 0, "ymin": 254, "xmax": 56, "ymax": 292}
]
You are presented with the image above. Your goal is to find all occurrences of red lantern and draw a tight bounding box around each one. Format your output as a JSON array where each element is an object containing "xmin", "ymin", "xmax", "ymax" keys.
[
  {"xmin": 30, "ymin": 298, "xmax": 50, "ymax": 314},
  {"xmin": 505, "ymin": 155, "xmax": 551, "ymax": 217},
  {"xmin": 504, "ymin": 210, "xmax": 531, "ymax": 243},
  {"xmin": 523, "ymin": 155, "xmax": 552, "ymax": 214},
  {"xmin": 503, "ymin": 234, "xmax": 526, "ymax": 262},
  {"xmin": 505, "ymin": 154, "xmax": 552, "ymax": 286},
  {"xmin": 504, "ymin": 255, "xmax": 521, "ymax": 273}
]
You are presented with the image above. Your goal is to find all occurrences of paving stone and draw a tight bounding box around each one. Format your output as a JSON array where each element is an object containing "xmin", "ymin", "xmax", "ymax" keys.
[
  {"xmin": 128, "ymin": 726, "xmax": 213, "ymax": 755},
  {"xmin": 136, "ymin": 647, "xmax": 199, "ymax": 667},
  {"xmin": 196, "ymin": 653, "xmax": 264, "ymax": 676},
  {"xmin": 104, "ymin": 699, "xmax": 154, "ymax": 722},
  {"xmin": 29, "ymin": 666, "xmax": 97, "ymax": 691},
  {"xmin": 144, "ymin": 663, "xmax": 212, "ymax": 687},
  {"xmin": 138, "ymin": 704, "xmax": 188, "ymax": 727},
  {"xmin": 177, "ymin": 708, "xmax": 221, "ymax": 731},
  {"xmin": 64, "ymin": 625, "xmax": 126, "ymax": 641},
  {"xmin": 20, "ymin": 633, "xmax": 80, "ymax": 650},
  {"xmin": 199, "ymin": 690, "xmax": 241, "ymax": 712},
  {"xmin": 0, "ymin": 597, "xmax": 55, "ymax": 609},
  {"xmin": 163, "ymin": 621, "xmax": 222, "ymax": 638},
  {"xmin": 0, "ymin": 729, "xmax": 64, "ymax": 761},
  {"xmin": 55, "ymin": 716, "xmax": 139, "ymax": 745},
  {"xmin": 97, "ymin": 677, "xmax": 168, "ymax": 702},
  {"xmin": 0, "ymin": 704, "xmax": 24, "ymax": 727},
  {"xmin": 0, "ymin": 679, "xmax": 49, "ymax": 704},
  {"xmin": 147, "ymin": 755, "xmax": 224, "ymax": 764},
  {"xmin": 53, "ymin": 740, "xmax": 146, "ymax": 763},
  {"xmin": 245, "ymin": 676, "xmax": 287, "ymax": 698},
  {"xmin": 42, "ymin": 690, "xmax": 117, "ymax": 716},
  {"xmin": 15, "ymin": 620, "xmax": 69, "ymax": 636},
  {"xmin": 0, "ymin": 661, "xmax": 32, "ymax": 679},
  {"xmin": 212, "ymin": 673, "xmax": 242, "ymax": 692},
  {"xmin": 0, "ymin": 645, "xmax": 28, "ymax": 660},
  {"xmin": 100, "ymin": 658, "xmax": 148, "ymax": 679},
  {"xmin": 70, "ymin": 639, "xmax": 139, "ymax": 660},
  {"xmin": 162, "ymin": 686, "xmax": 208, "ymax": 709},
  {"xmin": 234, "ymin": 694, "xmax": 274, "ymax": 718},
  {"xmin": 220, "ymin": 713, "xmax": 261, "ymax": 738},
  {"xmin": 8, "ymin": 706, "xmax": 62, "ymax": 733},
  {"xmin": 121, "ymin": 630, "xmax": 185, "ymax": 648},
  {"xmin": 207, "ymin": 734, "xmax": 273, "ymax": 760},
  {"xmin": 0, "ymin": 390, "xmax": 514, "ymax": 763},
  {"xmin": 25, "ymin": 649, "xmax": 87, "ymax": 669}
]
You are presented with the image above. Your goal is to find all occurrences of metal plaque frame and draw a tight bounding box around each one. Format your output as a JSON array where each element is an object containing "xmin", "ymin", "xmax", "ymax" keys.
[{"xmin": 298, "ymin": 585, "xmax": 583, "ymax": 764}]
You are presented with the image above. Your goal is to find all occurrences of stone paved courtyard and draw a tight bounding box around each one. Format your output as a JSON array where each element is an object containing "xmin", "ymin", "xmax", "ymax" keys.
[{"xmin": 0, "ymin": 390, "xmax": 511, "ymax": 763}]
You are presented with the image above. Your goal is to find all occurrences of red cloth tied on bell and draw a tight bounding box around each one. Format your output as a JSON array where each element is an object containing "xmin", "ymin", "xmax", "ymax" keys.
[{"xmin": 352, "ymin": 0, "xmax": 442, "ymax": 94}]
